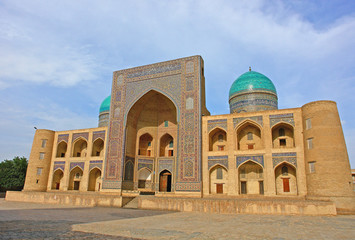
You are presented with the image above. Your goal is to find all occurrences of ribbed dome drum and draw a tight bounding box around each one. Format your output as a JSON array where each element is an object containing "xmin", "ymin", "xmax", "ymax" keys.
[{"xmin": 229, "ymin": 70, "xmax": 278, "ymax": 113}]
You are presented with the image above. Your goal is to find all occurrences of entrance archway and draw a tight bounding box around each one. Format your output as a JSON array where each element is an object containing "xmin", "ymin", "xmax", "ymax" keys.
[
  {"xmin": 138, "ymin": 168, "xmax": 152, "ymax": 189},
  {"xmin": 238, "ymin": 161, "xmax": 264, "ymax": 195},
  {"xmin": 68, "ymin": 166, "xmax": 83, "ymax": 190},
  {"xmin": 209, "ymin": 165, "xmax": 228, "ymax": 194},
  {"xmin": 159, "ymin": 170, "xmax": 172, "ymax": 192},
  {"xmin": 275, "ymin": 163, "xmax": 297, "ymax": 195},
  {"xmin": 88, "ymin": 168, "xmax": 101, "ymax": 191},
  {"xmin": 51, "ymin": 169, "xmax": 63, "ymax": 190}
]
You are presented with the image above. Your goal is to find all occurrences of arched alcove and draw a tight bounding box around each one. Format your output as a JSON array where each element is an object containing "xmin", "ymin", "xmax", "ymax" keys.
[
  {"xmin": 138, "ymin": 133, "xmax": 153, "ymax": 156},
  {"xmin": 88, "ymin": 168, "xmax": 101, "ymax": 191},
  {"xmin": 236, "ymin": 121, "xmax": 262, "ymax": 150},
  {"xmin": 160, "ymin": 134, "xmax": 174, "ymax": 157},
  {"xmin": 138, "ymin": 168, "xmax": 152, "ymax": 189},
  {"xmin": 209, "ymin": 165, "xmax": 228, "ymax": 194},
  {"xmin": 271, "ymin": 123, "xmax": 295, "ymax": 148},
  {"xmin": 238, "ymin": 161, "xmax": 264, "ymax": 195},
  {"xmin": 56, "ymin": 141, "xmax": 67, "ymax": 158},
  {"xmin": 209, "ymin": 128, "xmax": 227, "ymax": 152},
  {"xmin": 72, "ymin": 138, "xmax": 87, "ymax": 157},
  {"xmin": 91, "ymin": 138, "xmax": 104, "ymax": 156},
  {"xmin": 68, "ymin": 166, "xmax": 83, "ymax": 190},
  {"xmin": 51, "ymin": 169, "xmax": 63, "ymax": 190},
  {"xmin": 275, "ymin": 163, "xmax": 297, "ymax": 195}
]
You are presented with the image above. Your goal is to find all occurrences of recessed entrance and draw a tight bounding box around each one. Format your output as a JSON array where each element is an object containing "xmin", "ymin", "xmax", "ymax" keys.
[{"xmin": 159, "ymin": 170, "xmax": 172, "ymax": 192}]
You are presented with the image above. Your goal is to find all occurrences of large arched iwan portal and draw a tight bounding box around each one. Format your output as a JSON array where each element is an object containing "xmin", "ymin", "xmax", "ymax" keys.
[{"xmin": 123, "ymin": 90, "xmax": 177, "ymax": 191}]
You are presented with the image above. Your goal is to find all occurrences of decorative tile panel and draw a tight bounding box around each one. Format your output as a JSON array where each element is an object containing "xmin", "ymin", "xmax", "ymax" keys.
[
  {"xmin": 70, "ymin": 162, "xmax": 85, "ymax": 171},
  {"xmin": 272, "ymin": 152, "xmax": 297, "ymax": 168},
  {"xmin": 207, "ymin": 119, "xmax": 227, "ymax": 132},
  {"xmin": 93, "ymin": 131, "xmax": 105, "ymax": 142},
  {"xmin": 269, "ymin": 113, "xmax": 295, "ymax": 127},
  {"xmin": 233, "ymin": 116, "xmax": 263, "ymax": 128},
  {"xmin": 72, "ymin": 132, "xmax": 89, "ymax": 142},
  {"xmin": 89, "ymin": 160, "xmax": 103, "ymax": 171},
  {"xmin": 208, "ymin": 155, "xmax": 229, "ymax": 170},
  {"xmin": 53, "ymin": 161, "xmax": 65, "ymax": 171},
  {"xmin": 57, "ymin": 134, "xmax": 69, "ymax": 143},
  {"xmin": 236, "ymin": 155, "xmax": 264, "ymax": 168},
  {"xmin": 158, "ymin": 159, "xmax": 174, "ymax": 173}
]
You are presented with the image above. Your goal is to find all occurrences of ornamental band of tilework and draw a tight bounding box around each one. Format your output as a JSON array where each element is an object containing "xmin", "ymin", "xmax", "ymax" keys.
[
  {"xmin": 233, "ymin": 116, "xmax": 263, "ymax": 128},
  {"xmin": 236, "ymin": 155, "xmax": 264, "ymax": 168},
  {"xmin": 158, "ymin": 159, "xmax": 174, "ymax": 173},
  {"xmin": 72, "ymin": 132, "xmax": 89, "ymax": 142},
  {"xmin": 93, "ymin": 131, "xmax": 105, "ymax": 141},
  {"xmin": 70, "ymin": 162, "xmax": 85, "ymax": 171},
  {"xmin": 269, "ymin": 113, "xmax": 295, "ymax": 127},
  {"xmin": 272, "ymin": 152, "xmax": 297, "ymax": 168},
  {"xmin": 89, "ymin": 160, "xmax": 103, "ymax": 171},
  {"xmin": 208, "ymin": 155, "xmax": 229, "ymax": 170},
  {"xmin": 53, "ymin": 161, "xmax": 65, "ymax": 171},
  {"xmin": 207, "ymin": 119, "xmax": 227, "ymax": 132}
]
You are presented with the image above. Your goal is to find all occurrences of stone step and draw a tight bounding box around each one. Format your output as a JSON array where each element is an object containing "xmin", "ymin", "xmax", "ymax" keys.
[{"xmin": 122, "ymin": 197, "xmax": 138, "ymax": 209}]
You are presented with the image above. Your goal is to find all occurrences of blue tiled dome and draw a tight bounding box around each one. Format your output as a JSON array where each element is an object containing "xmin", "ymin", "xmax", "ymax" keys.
[{"xmin": 99, "ymin": 95, "xmax": 111, "ymax": 113}]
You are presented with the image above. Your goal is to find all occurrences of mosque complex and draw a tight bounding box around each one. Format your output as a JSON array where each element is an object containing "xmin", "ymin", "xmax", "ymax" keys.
[{"xmin": 8, "ymin": 55, "xmax": 355, "ymax": 215}]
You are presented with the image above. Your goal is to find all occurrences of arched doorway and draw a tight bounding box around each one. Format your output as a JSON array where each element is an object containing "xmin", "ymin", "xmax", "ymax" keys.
[
  {"xmin": 209, "ymin": 165, "xmax": 228, "ymax": 194},
  {"xmin": 88, "ymin": 168, "xmax": 101, "ymax": 191},
  {"xmin": 51, "ymin": 169, "xmax": 63, "ymax": 190},
  {"xmin": 275, "ymin": 163, "xmax": 297, "ymax": 195},
  {"xmin": 56, "ymin": 141, "xmax": 67, "ymax": 158},
  {"xmin": 124, "ymin": 90, "xmax": 177, "ymax": 191},
  {"xmin": 159, "ymin": 170, "xmax": 172, "ymax": 192},
  {"xmin": 138, "ymin": 168, "xmax": 152, "ymax": 189},
  {"xmin": 238, "ymin": 161, "xmax": 264, "ymax": 195},
  {"xmin": 68, "ymin": 166, "xmax": 83, "ymax": 190}
]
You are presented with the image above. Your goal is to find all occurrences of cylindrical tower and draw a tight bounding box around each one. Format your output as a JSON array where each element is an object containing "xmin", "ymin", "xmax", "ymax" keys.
[
  {"xmin": 98, "ymin": 95, "xmax": 111, "ymax": 127},
  {"xmin": 302, "ymin": 101, "xmax": 353, "ymax": 197},
  {"xmin": 229, "ymin": 69, "xmax": 278, "ymax": 113},
  {"xmin": 23, "ymin": 129, "xmax": 55, "ymax": 191}
]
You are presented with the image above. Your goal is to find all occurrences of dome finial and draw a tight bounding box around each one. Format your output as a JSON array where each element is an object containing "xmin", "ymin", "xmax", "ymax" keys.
[{"xmin": 249, "ymin": 66, "xmax": 251, "ymax": 72}]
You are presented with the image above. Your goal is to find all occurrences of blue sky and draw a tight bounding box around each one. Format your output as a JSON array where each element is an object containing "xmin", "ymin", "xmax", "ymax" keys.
[{"xmin": 0, "ymin": 0, "xmax": 354, "ymax": 167}]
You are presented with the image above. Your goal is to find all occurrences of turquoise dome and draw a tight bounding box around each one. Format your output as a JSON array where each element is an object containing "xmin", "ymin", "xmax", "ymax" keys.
[
  {"xmin": 99, "ymin": 95, "xmax": 111, "ymax": 113},
  {"xmin": 229, "ymin": 71, "xmax": 277, "ymax": 98}
]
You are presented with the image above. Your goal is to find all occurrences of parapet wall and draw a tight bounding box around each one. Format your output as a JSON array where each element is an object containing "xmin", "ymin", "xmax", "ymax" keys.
[
  {"xmin": 139, "ymin": 196, "xmax": 336, "ymax": 216},
  {"xmin": 5, "ymin": 191, "xmax": 122, "ymax": 207}
]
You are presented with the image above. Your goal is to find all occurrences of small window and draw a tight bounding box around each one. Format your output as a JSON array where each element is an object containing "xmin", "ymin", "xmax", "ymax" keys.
[
  {"xmin": 39, "ymin": 152, "xmax": 45, "ymax": 159},
  {"xmin": 75, "ymin": 173, "xmax": 81, "ymax": 178},
  {"xmin": 96, "ymin": 151, "xmax": 100, "ymax": 156},
  {"xmin": 280, "ymin": 139, "xmax": 286, "ymax": 146},
  {"xmin": 169, "ymin": 140, "xmax": 173, "ymax": 148},
  {"xmin": 164, "ymin": 121, "xmax": 168, "ymax": 127},
  {"xmin": 60, "ymin": 153, "xmax": 65, "ymax": 158},
  {"xmin": 279, "ymin": 128, "xmax": 285, "ymax": 137},
  {"xmin": 36, "ymin": 179, "xmax": 39, "ymax": 184},
  {"xmin": 41, "ymin": 139, "xmax": 47, "ymax": 148},
  {"xmin": 247, "ymin": 132, "xmax": 253, "ymax": 140},
  {"xmin": 218, "ymin": 145, "xmax": 225, "ymax": 151},
  {"xmin": 76, "ymin": 152, "xmax": 81, "ymax": 157},
  {"xmin": 309, "ymin": 162, "xmax": 315, "ymax": 173},
  {"xmin": 148, "ymin": 141, "xmax": 151, "ymax": 147},
  {"xmin": 216, "ymin": 167, "xmax": 223, "ymax": 179},
  {"xmin": 218, "ymin": 134, "xmax": 223, "ymax": 142},
  {"xmin": 307, "ymin": 138, "xmax": 313, "ymax": 149},
  {"xmin": 37, "ymin": 168, "xmax": 42, "ymax": 176},
  {"xmin": 282, "ymin": 166, "xmax": 288, "ymax": 176},
  {"xmin": 306, "ymin": 118, "xmax": 312, "ymax": 130},
  {"xmin": 248, "ymin": 144, "xmax": 254, "ymax": 149}
]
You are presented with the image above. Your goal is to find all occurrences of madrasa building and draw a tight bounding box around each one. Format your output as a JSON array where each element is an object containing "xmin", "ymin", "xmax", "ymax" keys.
[{"xmin": 10, "ymin": 55, "xmax": 355, "ymax": 215}]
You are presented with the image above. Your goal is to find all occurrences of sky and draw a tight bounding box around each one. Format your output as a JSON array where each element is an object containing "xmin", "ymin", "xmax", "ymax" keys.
[{"xmin": 0, "ymin": 0, "xmax": 354, "ymax": 167}]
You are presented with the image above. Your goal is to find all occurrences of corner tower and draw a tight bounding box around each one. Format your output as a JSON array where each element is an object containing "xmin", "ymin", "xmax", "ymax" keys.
[{"xmin": 229, "ymin": 69, "xmax": 278, "ymax": 113}]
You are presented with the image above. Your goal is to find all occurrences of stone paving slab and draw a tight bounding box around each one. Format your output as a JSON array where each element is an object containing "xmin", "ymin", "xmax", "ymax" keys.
[{"xmin": 73, "ymin": 211, "xmax": 355, "ymax": 240}]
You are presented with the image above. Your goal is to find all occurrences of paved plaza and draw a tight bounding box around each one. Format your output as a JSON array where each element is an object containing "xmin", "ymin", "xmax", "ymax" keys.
[{"xmin": 1, "ymin": 199, "xmax": 355, "ymax": 239}]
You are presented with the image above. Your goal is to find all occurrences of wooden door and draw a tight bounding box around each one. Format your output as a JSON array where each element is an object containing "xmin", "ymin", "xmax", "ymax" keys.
[
  {"xmin": 283, "ymin": 178, "xmax": 290, "ymax": 192},
  {"xmin": 56, "ymin": 183, "xmax": 60, "ymax": 190},
  {"xmin": 74, "ymin": 181, "xmax": 80, "ymax": 190},
  {"xmin": 216, "ymin": 184, "xmax": 223, "ymax": 194},
  {"xmin": 159, "ymin": 175, "xmax": 167, "ymax": 192},
  {"xmin": 241, "ymin": 181, "xmax": 247, "ymax": 194}
]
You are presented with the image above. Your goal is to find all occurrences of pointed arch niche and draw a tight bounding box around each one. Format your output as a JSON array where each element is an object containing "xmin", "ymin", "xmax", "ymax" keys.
[
  {"xmin": 238, "ymin": 161, "xmax": 264, "ymax": 195},
  {"xmin": 91, "ymin": 138, "xmax": 104, "ymax": 156},
  {"xmin": 209, "ymin": 165, "xmax": 228, "ymax": 194},
  {"xmin": 72, "ymin": 138, "xmax": 87, "ymax": 157},
  {"xmin": 88, "ymin": 168, "xmax": 101, "ymax": 191},
  {"xmin": 51, "ymin": 169, "xmax": 64, "ymax": 190},
  {"xmin": 160, "ymin": 133, "xmax": 174, "ymax": 157},
  {"xmin": 56, "ymin": 141, "xmax": 67, "ymax": 158},
  {"xmin": 236, "ymin": 121, "xmax": 262, "ymax": 150},
  {"xmin": 271, "ymin": 123, "xmax": 295, "ymax": 148},
  {"xmin": 209, "ymin": 128, "xmax": 227, "ymax": 152},
  {"xmin": 275, "ymin": 163, "xmax": 297, "ymax": 195},
  {"xmin": 68, "ymin": 166, "xmax": 83, "ymax": 190}
]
